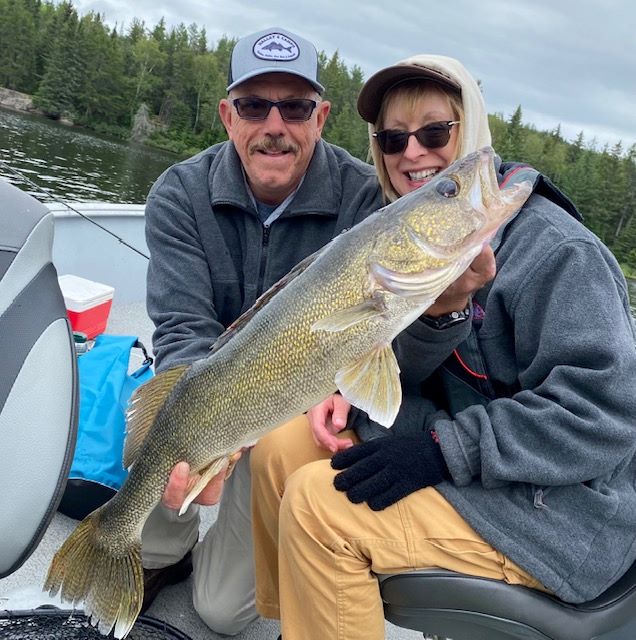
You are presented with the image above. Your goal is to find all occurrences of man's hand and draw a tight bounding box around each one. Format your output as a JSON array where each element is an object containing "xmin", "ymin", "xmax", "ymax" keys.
[
  {"xmin": 425, "ymin": 244, "xmax": 496, "ymax": 318},
  {"xmin": 307, "ymin": 394, "xmax": 353, "ymax": 453},
  {"xmin": 161, "ymin": 455, "xmax": 241, "ymax": 510}
]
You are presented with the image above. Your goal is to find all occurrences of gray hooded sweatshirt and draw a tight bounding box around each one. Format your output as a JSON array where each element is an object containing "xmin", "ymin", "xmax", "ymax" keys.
[{"xmin": 380, "ymin": 55, "xmax": 636, "ymax": 603}]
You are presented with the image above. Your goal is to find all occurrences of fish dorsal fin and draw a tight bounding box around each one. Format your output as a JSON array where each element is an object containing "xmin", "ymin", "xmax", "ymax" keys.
[
  {"xmin": 210, "ymin": 247, "xmax": 325, "ymax": 355},
  {"xmin": 123, "ymin": 364, "xmax": 189, "ymax": 469},
  {"xmin": 335, "ymin": 344, "xmax": 402, "ymax": 427}
]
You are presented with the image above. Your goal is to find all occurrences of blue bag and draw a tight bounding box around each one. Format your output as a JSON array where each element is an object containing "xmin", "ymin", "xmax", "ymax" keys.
[{"xmin": 58, "ymin": 334, "xmax": 154, "ymax": 520}]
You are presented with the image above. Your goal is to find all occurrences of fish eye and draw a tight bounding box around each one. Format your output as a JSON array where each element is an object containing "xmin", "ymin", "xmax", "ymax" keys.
[{"xmin": 436, "ymin": 178, "xmax": 459, "ymax": 198}]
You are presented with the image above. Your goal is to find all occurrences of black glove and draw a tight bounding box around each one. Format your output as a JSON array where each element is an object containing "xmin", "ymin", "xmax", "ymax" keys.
[{"xmin": 331, "ymin": 432, "xmax": 450, "ymax": 511}]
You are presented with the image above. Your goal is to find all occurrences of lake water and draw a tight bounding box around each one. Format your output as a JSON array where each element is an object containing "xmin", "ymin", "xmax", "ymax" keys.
[{"xmin": 0, "ymin": 107, "xmax": 177, "ymax": 203}]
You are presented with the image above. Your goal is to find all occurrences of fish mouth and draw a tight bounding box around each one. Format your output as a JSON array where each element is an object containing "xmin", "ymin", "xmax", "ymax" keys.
[
  {"xmin": 402, "ymin": 147, "xmax": 532, "ymax": 262},
  {"xmin": 468, "ymin": 147, "xmax": 532, "ymax": 240}
]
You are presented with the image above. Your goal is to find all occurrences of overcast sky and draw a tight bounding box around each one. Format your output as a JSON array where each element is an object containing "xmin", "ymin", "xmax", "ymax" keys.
[{"xmin": 69, "ymin": 0, "xmax": 635, "ymax": 151}]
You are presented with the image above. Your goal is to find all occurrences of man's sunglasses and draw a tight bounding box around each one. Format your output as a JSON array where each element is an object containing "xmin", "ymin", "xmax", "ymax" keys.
[
  {"xmin": 232, "ymin": 97, "xmax": 317, "ymax": 122},
  {"xmin": 373, "ymin": 121, "xmax": 460, "ymax": 155}
]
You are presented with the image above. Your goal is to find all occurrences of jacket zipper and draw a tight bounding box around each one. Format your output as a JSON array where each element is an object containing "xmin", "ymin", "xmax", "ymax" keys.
[{"xmin": 257, "ymin": 224, "xmax": 271, "ymax": 295}]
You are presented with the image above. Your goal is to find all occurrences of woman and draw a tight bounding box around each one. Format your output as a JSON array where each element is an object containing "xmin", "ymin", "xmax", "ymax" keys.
[{"xmin": 250, "ymin": 55, "xmax": 636, "ymax": 640}]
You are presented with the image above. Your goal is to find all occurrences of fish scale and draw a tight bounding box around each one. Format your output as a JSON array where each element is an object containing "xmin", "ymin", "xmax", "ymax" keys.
[{"xmin": 44, "ymin": 146, "xmax": 532, "ymax": 638}]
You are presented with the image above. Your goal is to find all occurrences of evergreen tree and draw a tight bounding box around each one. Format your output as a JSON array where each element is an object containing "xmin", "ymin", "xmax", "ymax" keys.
[
  {"xmin": 324, "ymin": 101, "xmax": 369, "ymax": 161},
  {"xmin": 319, "ymin": 51, "xmax": 349, "ymax": 120},
  {"xmin": 151, "ymin": 17, "xmax": 166, "ymax": 47},
  {"xmin": 188, "ymin": 23, "xmax": 207, "ymax": 54},
  {"xmin": 33, "ymin": 1, "xmax": 82, "ymax": 117},
  {"xmin": 613, "ymin": 145, "xmax": 636, "ymax": 265},
  {"xmin": 538, "ymin": 126, "xmax": 567, "ymax": 185},
  {"xmin": 0, "ymin": 0, "xmax": 37, "ymax": 91},
  {"xmin": 319, "ymin": 52, "xmax": 367, "ymax": 159},
  {"xmin": 561, "ymin": 131, "xmax": 587, "ymax": 201},
  {"xmin": 75, "ymin": 12, "xmax": 129, "ymax": 124},
  {"xmin": 162, "ymin": 24, "xmax": 195, "ymax": 130},
  {"xmin": 500, "ymin": 105, "xmax": 525, "ymax": 161},
  {"xmin": 592, "ymin": 143, "xmax": 627, "ymax": 247},
  {"xmin": 488, "ymin": 113, "xmax": 508, "ymax": 156},
  {"xmin": 33, "ymin": 0, "xmax": 62, "ymax": 83},
  {"xmin": 127, "ymin": 18, "xmax": 146, "ymax": 44},
  {"xmin": 566, "ymin": 131, "xmax": 585, "ymax": 164},
  {"xmin": 194, "ymin": 36, "xmax": 235, "ymax": 144}
]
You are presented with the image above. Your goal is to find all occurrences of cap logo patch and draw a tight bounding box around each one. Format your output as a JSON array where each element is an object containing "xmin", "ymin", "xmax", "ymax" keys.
[{"xmin": 253, "ymin": 33, "xmax": 299, "ymax": 61}]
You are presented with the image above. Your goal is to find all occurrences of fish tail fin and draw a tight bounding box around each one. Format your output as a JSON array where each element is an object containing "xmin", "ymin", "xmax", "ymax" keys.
[{"xmin": 44, "ymin": 507, "xmax": 143, "ymax": 639}]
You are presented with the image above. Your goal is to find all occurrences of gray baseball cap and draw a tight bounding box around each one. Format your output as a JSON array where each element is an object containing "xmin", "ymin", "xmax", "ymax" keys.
[{"xmin": 227, "ymin": 27, "xmax": 324, "ymax": 94}]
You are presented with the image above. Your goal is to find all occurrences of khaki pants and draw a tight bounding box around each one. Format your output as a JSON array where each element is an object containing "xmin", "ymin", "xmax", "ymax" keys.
[{"xmin": 251, "ymin": 415, "xmax": 547, "ymax": 640}]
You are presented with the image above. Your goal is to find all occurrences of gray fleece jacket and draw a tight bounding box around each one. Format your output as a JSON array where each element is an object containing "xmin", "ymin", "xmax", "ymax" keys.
[
  {"xmin": 388, "ymin": 181, "xmax": 636, "ymax": 604},
  {"xmin": 145, "ymin": 139, "xmax": 382, "ymax": 372}
]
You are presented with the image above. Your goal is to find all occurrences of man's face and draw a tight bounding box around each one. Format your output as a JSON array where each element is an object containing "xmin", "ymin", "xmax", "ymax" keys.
[{"xmin": 219, "ymin": 73, "xmax": 331, "ymax": 205}]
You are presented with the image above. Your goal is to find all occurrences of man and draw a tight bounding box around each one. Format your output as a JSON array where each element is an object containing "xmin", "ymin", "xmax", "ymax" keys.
[{"xmin": 141, "ymin": 26, "xmax": 383, "ymax": 635}]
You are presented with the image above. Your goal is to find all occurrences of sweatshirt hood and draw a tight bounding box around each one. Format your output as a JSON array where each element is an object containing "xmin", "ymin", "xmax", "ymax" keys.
[{"xmin": 358, "ymin": 53, "xmax": 492, "ymax": 155}]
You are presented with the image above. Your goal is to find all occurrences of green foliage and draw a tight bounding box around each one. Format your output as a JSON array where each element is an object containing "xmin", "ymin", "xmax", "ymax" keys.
[
  {"xmin": 493, "ymin": 109, "xmax": 636, "ymax": 270},
  {"xmin": 498, "ymin": 105, "xmax": 525, "ymax": 161},
  {"xmin": 33, "ymin": 1, "xmax": 83, "ymax": 117},
  {"xmin": 2, "ymin": 1, "xmax": 635, "ymax": 270},
  {"xmin": 0, "ymin": 0, "xmax": 38, "ymax": 91}
]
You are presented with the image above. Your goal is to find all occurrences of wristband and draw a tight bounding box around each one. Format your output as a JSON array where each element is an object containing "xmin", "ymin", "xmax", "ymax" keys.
[{"xmin": 421, "ymin": 306, "xmax": 470, "ymax": 330}]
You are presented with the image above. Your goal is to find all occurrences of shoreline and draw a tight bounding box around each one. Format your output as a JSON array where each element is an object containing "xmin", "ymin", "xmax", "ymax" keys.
[
  {"xmin": 0, "ymin": 87, "xmax": 75, "ymax": 126},
  {"xmin": 0, "ymin": 86, "xmax": 188, "ymax": 158}
]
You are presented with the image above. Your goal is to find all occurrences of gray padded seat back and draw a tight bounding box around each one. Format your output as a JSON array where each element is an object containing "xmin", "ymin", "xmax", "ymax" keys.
[{"xmin": 0, "ymin": 180, "xmax": 78, "ymax": 578}]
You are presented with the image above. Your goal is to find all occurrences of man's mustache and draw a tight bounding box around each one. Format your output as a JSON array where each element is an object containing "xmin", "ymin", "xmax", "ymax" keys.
[{"xmin": 249, "ymin": 137, "xmax": 299, "ymax": 155}]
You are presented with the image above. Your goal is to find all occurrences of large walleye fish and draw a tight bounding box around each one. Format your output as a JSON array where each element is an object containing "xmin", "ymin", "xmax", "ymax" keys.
[{"xmin": 45, "ymin": 147, "xmax": 531, "ymax": 637}]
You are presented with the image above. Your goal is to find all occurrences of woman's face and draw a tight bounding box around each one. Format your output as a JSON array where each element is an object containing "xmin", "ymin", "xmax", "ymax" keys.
[{"xmin": 381, "ymin": 91, "xmax": 459, "ymax": 197}]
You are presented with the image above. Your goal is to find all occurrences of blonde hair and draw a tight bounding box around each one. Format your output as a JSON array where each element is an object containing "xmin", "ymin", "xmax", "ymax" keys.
[{"xmin": 369, "ymin": 80, "xmax": 465, "ymax": 203}]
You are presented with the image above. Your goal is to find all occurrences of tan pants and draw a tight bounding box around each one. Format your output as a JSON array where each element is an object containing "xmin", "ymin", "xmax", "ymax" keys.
[{"xmin": 251, "ymin": 415, "xmax": 547, "ymax": 640}]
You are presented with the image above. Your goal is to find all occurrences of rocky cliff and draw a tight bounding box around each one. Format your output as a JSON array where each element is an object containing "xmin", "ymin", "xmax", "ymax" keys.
[{"xmin": 0, "ymin": 87, "xmax": 36, "ymax": 113}]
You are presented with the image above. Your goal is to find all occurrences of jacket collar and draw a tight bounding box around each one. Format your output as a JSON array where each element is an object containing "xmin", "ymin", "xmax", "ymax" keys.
[{"xmin": 210, "ymin": 139, "xmax": 341, "ymax": 217}]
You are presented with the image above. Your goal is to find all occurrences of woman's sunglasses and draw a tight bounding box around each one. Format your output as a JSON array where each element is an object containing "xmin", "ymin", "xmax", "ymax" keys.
[
  {"xmin": 232, "ymin": 97, "xmax": 317, "ymax": 122},
  {"xmin": 373, "ymin": 121, "xmax": 460, "ymax": 155}
]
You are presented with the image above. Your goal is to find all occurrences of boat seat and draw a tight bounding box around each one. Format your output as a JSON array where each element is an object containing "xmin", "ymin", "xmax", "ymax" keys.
[
  {"xmin": 0, "ymin": 180, "xmax": 78, "ymax": 578},
  {"xmin": 379, "ymin": 561, "xmax": 636, "ymax": 640}
]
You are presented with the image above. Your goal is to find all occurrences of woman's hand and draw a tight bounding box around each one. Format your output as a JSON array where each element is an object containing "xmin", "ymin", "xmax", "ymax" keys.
[
  {"xmin": 307, "ymin": 394, "xmax": 354, "ymax": 453},
  {"xmin": 425, "ymin": 244, "xmax": 496, "ymax": 317}
]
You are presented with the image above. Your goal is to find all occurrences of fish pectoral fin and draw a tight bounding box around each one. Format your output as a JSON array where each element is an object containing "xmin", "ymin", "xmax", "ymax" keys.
[
  {"xmin": 312, "ymin": 296, "xmax": 385, "ymax": 333},
  {"xmin": 370, "ymin": 245, "xmax": 481, "ymax": 300},
  {"xmin": 225, "ymin": 450, "xmax": 243, "ymax": 479},
  {"xmin": 123, "ymin": 364, "xmax": 189, "ymax": 469},
  {"xmin": 336, "ymin": 344, "xmax": 402, "ymax": 428},
  {"xmin": 179, "ymin": 457, "xmax": 230, "ymax": 516}
]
